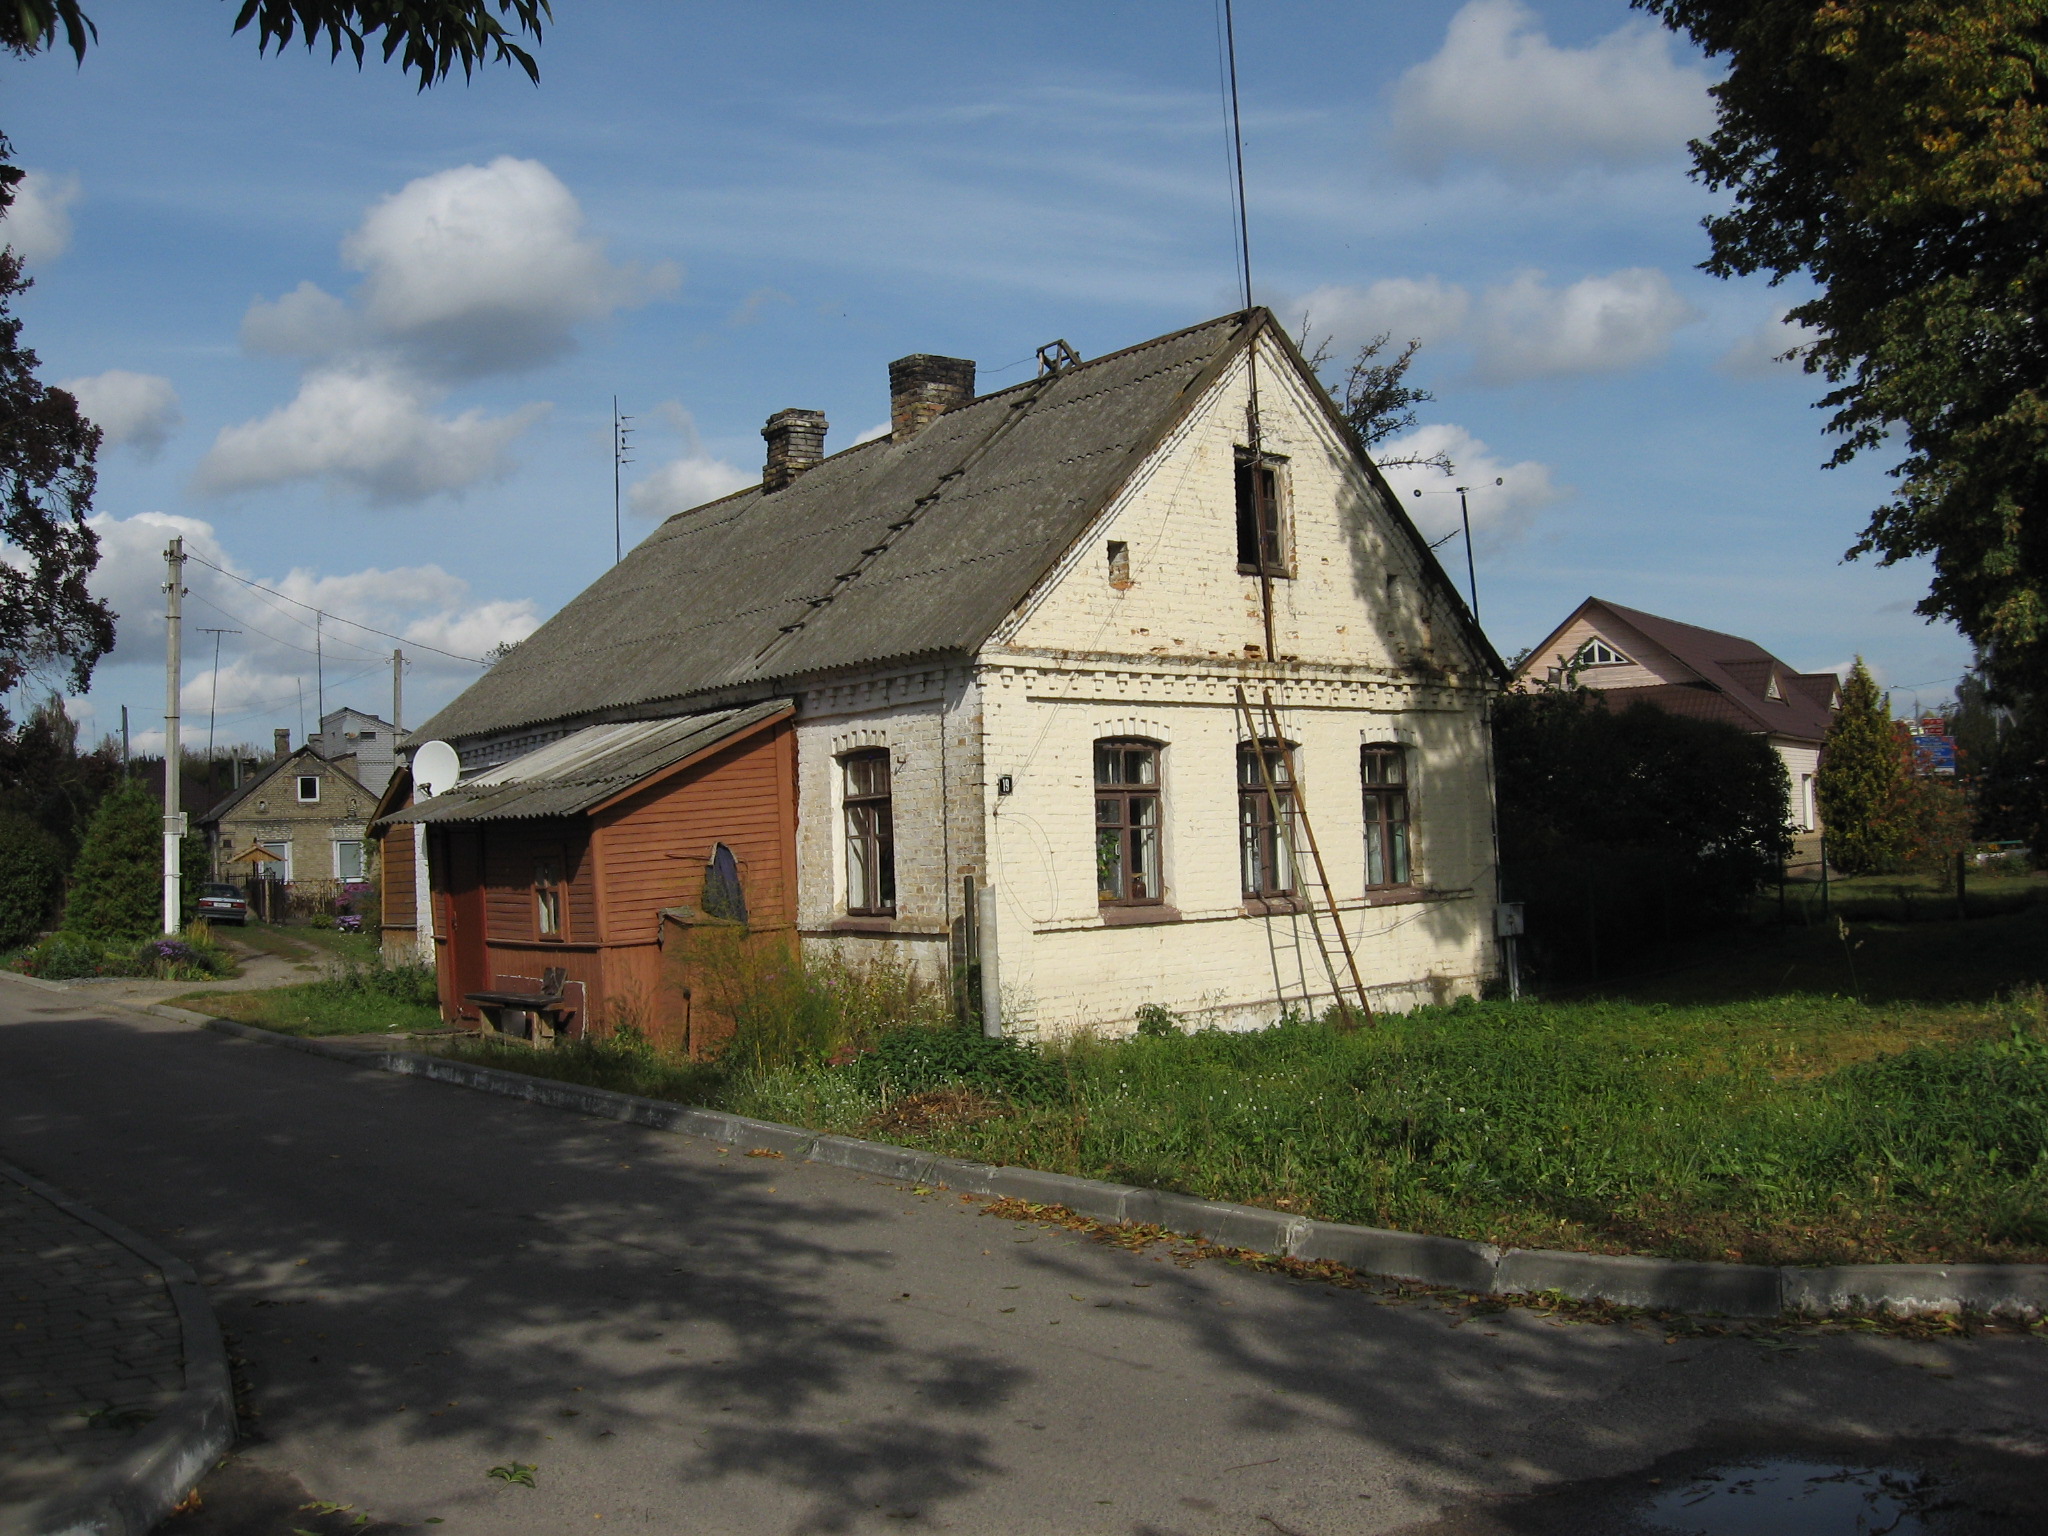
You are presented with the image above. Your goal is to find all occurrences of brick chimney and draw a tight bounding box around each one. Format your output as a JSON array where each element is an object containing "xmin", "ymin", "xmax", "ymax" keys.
[
  {"xmin": 889, "ymin": 354, "xmax": 975, "ymax": 441},
  {"xmin": 274, "ymin": 727, "xmax": 290, "ymax": 760},
  {"xmin": 761, "ymin": 408, "xmax": 827, "ymax": 493}
]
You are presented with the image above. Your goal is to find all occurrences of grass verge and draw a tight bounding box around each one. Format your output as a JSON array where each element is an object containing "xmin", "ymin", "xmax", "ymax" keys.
[
  {"xmin": 172, "ymin": 958, "xmax": 442, "ymax": 1037},
  {"xmin": 440, "ymin": 906, "xmax": 2048, "ymax": 1268}
]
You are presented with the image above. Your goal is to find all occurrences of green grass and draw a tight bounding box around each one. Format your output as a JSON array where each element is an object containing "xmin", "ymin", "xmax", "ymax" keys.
[
  {"xmin": 425, "ymin": 905, "xmax": 2048, "ymax": 1269},
  {"xmin": 172, "ymin": 958, "xmax": 442, "ymax": 1037},
  {"xmin": 229, "ymin": 923, "xmax": 383, "ymax": 968}
]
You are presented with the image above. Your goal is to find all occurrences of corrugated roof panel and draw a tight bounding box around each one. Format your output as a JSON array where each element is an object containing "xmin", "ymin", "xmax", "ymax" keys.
[{"xmin": 382, "ymin": 700, "xmax": 788, "ymax": 824}]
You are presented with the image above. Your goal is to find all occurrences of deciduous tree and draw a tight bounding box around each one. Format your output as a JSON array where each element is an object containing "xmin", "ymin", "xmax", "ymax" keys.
[{"xmin": 1637, "ymin": 0, "xmax": 2048, "ymax": 697}]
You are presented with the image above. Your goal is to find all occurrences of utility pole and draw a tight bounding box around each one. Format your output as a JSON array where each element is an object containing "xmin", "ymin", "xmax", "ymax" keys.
[
  {"xmin": 162, "ymin": 536, "xmax": 187, "ymax": 935},
  {"xmin": 198, "ymin": 627, "xmax": 239, "ymax": 790},
  {"xmin": 392, "ymin": 648, "xmax": 404, "ymax": 734},
  {"xmin": 120, "ymin": 705, "xmax": 129, "ymax": 773},
  {"xmin": 315, "ymin": 611, "xmax": 324, "ymax": 734}
]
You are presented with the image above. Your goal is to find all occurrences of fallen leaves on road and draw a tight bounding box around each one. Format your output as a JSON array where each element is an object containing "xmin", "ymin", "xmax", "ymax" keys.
[{"xmin": 487, "ymin": 1461, "xmax": 538, "ymax": 1487}]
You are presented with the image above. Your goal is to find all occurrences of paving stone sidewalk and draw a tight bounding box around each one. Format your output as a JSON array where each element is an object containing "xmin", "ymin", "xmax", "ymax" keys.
[{"xmin": 0, "ymin": 1171, "xmax": 185, "ymax": 1515}]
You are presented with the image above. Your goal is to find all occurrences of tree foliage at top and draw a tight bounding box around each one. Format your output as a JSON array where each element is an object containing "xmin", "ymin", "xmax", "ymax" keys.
[
  {"xmin": 1304, "ymin": 329, "xmax": 1454, "ymax": 475},
  {"xmin": 1817, "ymin": 658, "xmax": 1908, "ymax": 874},
  {"xmin": 1494, "ymin": 687, "xmax": 1792, "ymax": 980},
  {"xmin": 1, "ymin": 1, "xmax": 550, "ymax": 86},
  {"xmin": 0, "ymin": 242, "xmax": 111, "ymax": 694},
  {"xmin": 0, "ymin": 692, "xmax": 120, "ymax": 855},
  {"xmin": 1636, "ymin": 0, "xmax": 2048, "ymax": 698}
]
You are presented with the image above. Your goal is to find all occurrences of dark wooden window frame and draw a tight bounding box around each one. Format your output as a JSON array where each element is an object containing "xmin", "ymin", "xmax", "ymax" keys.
[
  {"xmin": 842, "ymin": 749, "xmax": 896, "ymax": 917},
  {"xmin": 1362, "ymin": 744, "xmax": 1412, "ymax": 889},
  {"xmin": 1095, "ymin": 739, "xmax": 1164, "ymax": 906},
  {"xmin": 1234, "ymin": 450, "xmax": 1290, "ymax": 577},
  {"xmin": 1238, "ymin": 738, "xmax": 1298, "ymax": 899}
]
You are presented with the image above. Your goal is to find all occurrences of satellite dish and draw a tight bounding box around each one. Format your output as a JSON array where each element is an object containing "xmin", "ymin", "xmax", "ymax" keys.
[{"xmin": 412, "ymin": 740, "xmax": 460, "ymax": 800}]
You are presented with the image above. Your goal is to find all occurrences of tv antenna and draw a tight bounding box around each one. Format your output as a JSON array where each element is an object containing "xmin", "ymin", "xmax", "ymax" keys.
[
  {"xmin": 1411, "ymin": 478, "xmax": 1503, "ymax": 625},
  {"xmin": 612, "ymin": 396, "xmax": 635, "ymax": 565}
]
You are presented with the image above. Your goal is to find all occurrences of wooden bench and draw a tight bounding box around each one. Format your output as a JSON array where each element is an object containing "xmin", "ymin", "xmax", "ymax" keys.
[{"xmin": 464, "ymin": 965, "xmax": 578, "ymax": 1046}]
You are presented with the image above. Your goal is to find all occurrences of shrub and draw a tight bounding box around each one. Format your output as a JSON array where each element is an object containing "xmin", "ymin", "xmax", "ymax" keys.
[
  {"xmin": 843, "ymin": 1025, "xmax": 1062, "ymax": 1106},
  {"xmin": 60, "ymin": 781, "xmax": 210, "ymax": 939},
  {"xmin": 0, "ymin": 810, "xmax": 64, "ymax": 948}
]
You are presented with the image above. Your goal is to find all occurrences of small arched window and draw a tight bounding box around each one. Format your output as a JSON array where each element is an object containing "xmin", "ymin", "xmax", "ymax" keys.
[{"xmin": 703, "ymin": 843, "xmax": 748, "ymax": 923}]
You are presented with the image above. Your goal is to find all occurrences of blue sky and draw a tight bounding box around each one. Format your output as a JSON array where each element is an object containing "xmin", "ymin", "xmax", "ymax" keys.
[{"xmin": 0, "ymin": 0, "xmax": 1970, "ymax": 755}]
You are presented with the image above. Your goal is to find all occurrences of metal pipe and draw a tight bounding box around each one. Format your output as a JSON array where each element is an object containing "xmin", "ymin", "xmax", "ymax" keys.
[{"xmin": 978, "ymin": 883, "xmax": 1002, "ymax": 1038}]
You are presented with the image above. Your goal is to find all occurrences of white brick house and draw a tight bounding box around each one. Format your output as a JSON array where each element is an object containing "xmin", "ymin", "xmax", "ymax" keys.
[{"xmin": 406, "ymin": 310, "xmax": 1504, "ymax": 1038}]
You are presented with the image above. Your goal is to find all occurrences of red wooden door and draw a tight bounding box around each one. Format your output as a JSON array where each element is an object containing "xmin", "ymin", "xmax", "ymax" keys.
[{"xmin": 440, "ymin": 828, "xmax": 490, "ymax": 1020}]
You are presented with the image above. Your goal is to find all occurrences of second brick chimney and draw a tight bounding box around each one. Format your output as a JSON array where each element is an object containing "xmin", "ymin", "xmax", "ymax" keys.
[
  {"xmin": 889, "ymin": 354, "xmax": 976, "ymax": 441},
  {"xmin": 761, "ymin": 408, "xmax": 827, "ymax": 492},
  {"xmin": 274, "ymin": 727, "xmax": 291, "ymax": 760}
]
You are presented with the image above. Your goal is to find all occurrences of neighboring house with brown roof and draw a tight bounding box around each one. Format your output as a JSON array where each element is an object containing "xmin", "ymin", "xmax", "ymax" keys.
[
  {"xmin": 393, "ymin": 309, "xmax": 1506, "ymax": 1041},
  {"xmin": 201, "ymin": 733, "xmax": 381, "ymax": 897},
  {"xmin": 1513, "ymin": 598, "xmax": 1841, "ymax": 831}
]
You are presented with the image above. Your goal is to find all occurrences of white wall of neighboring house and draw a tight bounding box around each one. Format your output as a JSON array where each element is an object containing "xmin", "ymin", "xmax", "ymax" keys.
[{"xmin": 1777, "ymin": 742, "xmax": 1822, "ymax": 832}]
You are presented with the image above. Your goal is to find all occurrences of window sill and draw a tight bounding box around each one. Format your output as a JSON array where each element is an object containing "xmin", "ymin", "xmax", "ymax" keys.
[
  {"xmin": 1241, "ymin": 895, "xmax": 1305, "ymax": 917},
  {"xmin": 1362, "ymin": 885, "xmax": 1433, "ymax": 907},
  {"xmin": 1098, "ymin": 903, "xmax": 1182, "ymax": 927},
  {"xmin": 830, "ymin": 915, "xmax": 899, "ymax": 934},
  {"xmin": 1236, "ymin": 564, "xmax": 1293, "ymax": 580}
]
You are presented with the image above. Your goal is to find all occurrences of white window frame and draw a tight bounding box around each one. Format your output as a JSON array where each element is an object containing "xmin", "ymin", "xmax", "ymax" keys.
[
  {"xmin": 333, "ymin": 838, "xmax": 365, "ymax": 881},
  {"xmin": 296, "ymin": 775, "xmax": 321, "ymax": 803}
]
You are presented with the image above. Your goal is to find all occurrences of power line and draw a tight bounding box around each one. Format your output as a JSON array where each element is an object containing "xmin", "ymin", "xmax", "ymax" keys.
[{"xmin": 182, "ymin": 551, "xmax": 487, "ymax": 664}]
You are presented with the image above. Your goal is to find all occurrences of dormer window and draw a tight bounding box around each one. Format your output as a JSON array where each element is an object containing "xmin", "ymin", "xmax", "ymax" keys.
[
  {"xmin": 1574, "ymin": 638, "xmax": 1630, "ymax": 667},
  {"xmin": 1764, "ymin": 674, "xmax": 1783, "ymax": 700}
]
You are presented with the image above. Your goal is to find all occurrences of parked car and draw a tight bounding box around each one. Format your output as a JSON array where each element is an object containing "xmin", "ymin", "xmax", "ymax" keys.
[{"xmin": 197, "ymin": 882, "xmax": 249, "ymax": 926}]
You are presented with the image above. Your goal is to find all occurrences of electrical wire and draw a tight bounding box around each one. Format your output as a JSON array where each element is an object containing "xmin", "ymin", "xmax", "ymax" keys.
[{"xmin": 182, "ymin": 551, "xmax": 487, "ymax": 664}]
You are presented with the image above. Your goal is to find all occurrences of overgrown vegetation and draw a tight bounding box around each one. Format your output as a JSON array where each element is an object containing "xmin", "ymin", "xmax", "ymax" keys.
[
  {"xmin": 0, "ymin": 807, "xmax": 63, "ymax": 947},
  {"xmin": 12, "ymin": 921, "xmax": 236, "ymax": 981},
  {"xmin": 428, "ymin": 907, "xmax": 2048, "ymax": 1268},
  {"xmin": 60, "ymin": 779, "xmax": 208, "ymax": 939}
]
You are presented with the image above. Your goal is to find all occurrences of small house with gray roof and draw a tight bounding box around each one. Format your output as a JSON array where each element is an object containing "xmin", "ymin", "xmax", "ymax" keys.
[{"xmin": 391, "ymin": 309, "xmax": 1505, "ymax": 1045}]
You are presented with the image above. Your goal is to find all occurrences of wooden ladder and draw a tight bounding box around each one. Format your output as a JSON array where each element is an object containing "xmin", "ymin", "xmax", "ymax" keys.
[{"xmin": 1234, "ymin": 685, "xmax": 1374, "ymax": 1027}]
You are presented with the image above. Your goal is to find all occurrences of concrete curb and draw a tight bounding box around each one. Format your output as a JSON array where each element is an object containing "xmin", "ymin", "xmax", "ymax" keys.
[
  {"xmin": 132, "ymin": 1005, "xmax": 2048, "ymax": 1322},
  {"xmin": 0, "ymin": 1161, "xmax": 234, "ymax": 1536}
]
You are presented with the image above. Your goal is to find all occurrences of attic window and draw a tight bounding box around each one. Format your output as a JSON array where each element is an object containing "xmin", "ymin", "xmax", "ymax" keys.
[
  {"xmin": 359, "ymin": 731, "xmax": 377, "ymax": 741},
  {"xmin": 1107, "ymin": 541, "xmax": 1132, "ymax": 590},
  {"xmin": 1574, "ymin": 638, "xmax": 1630, "ymax": 667},
  {"xmin": 1765, "ymin": 674, "xmax": 1783, "ymax": 700},
  {"xmin": 296, "ymin": 775, "xmax": 320, "ymax": 802},
  {"xmin": 1234, "ymin": 452, "xmax": 1288, "ymax": 576}
]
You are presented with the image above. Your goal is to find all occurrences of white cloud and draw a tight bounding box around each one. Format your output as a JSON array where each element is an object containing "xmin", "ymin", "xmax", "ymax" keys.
[
  {"xmin": 57, "ymin": 370, "xmax": 183, "ymax": 455},
  {"xmin": 84, "ymin": 510, "xmax": 539, "ymax": 731},
  {"xmin": 627, "ymin": 453, "xmax": 753, "ymax": 518},
  {"xmin": 1373, "ymin": 423, "xmax": 1564, "ymax": 551},
  {"xmin": 336, "ymin": 157, "xmax": 676, "ymax": 377},
  {"xmin": 240, "ymin": 281, "xmax": 364, "ymax": 360},
  {"xmin": 625, "ymin": 400, "xmax": 753, "ymax": 518},
  {"xmin": 1393, "ymin": 0, "xmax": 1715, "ymax": 175},
  {"xmin": 1296, "ymin": 278, "xmax": 1470, "ymax": 354},
  {"xmin": 0, "ymin": 170, "xmax": 79, "ymax": 263},
  {"xmin": 852, "ymin": 421, "xmax": 892, "ymax": 446},
  {"xmin": 1468, "ymin": 268, "xmax": 1698, "ymax": 383},
  {"xmin": 192, "ymin": 366, "xmax": 545, "ymax": 504},
  {"xmin": 1717, "ymin": 309, "xmax": 1821, "ymax": 377}
]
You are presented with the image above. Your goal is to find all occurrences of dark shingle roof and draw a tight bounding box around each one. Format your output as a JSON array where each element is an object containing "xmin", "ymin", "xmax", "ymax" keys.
[
  {"xmin": 417, "ymin": 314, "xmax": 1256, "ymax": 743},
  {"xmin": 382, "ymin": 700, "xmax": 789, "ymax": 825},
  {"xmin": 1592, "ymin": 599, "xmax": 1836, "ymax": 743}
]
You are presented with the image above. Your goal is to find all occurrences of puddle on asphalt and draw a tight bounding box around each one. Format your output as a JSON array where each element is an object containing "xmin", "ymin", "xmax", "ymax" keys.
[{"xmin": 1641, "ymin": 1460, "xmax": 1944, "ymax": 1534}]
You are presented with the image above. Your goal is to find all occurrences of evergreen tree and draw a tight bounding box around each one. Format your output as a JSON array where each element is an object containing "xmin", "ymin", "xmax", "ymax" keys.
[
  {"xmin": 1818, "ymin": 657, "xmax": 1907, "ymax": 874},
  {"xmin": 0, "ymin": 807, "xmax": 62, "ymax": 947},
  {"xmin": 60, "ymin": 780, "xmax": 207, "ymax": 938}
]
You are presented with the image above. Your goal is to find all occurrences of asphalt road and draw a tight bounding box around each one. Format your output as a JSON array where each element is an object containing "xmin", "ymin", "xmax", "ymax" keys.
[{"xmin": 3, "ymin": 976, "xmax": 2047, "ymax": 1535}]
